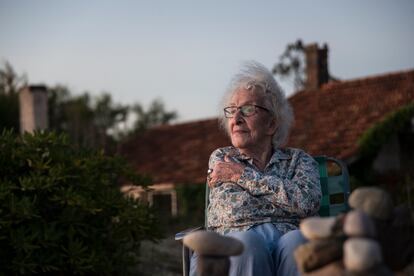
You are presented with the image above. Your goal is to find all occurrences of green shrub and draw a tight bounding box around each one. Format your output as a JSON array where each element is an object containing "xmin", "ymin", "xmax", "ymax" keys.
[
  {"xmin": 358, "ymin": 103, "xmax": 414, "ymax": 158},
  {"xmin": 0, "ymin": 130, "xmax": 161, "ymax": 275}
]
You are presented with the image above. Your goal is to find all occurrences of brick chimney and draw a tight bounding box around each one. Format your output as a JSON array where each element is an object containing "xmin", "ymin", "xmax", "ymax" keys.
[
  {"xmin": 305, "ymin": 43, "xmax": 330, "ymax": 90},
  {"xmin": 19, "ymin": 85, "xmax": 48, "ymax": 133}
]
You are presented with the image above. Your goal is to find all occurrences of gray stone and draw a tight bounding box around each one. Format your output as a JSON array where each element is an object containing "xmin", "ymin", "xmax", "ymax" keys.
[
  {"xmin": 183, "ymin": 230, "xmax": 244, "ymax": 256},
  {"xmin": 300, "ymin": 216, "xmax": 337, "ymax": 240},
  {"xmin": 294, "ymin": 239, "xmax": 343, "ymax": 273},
  {"xmin": 302, "ymin": 260, "xmax": 344, "ymax": 276},
  {"xmin": 343, "ymin": 238, "xmax": 382, "ymax": 272},
  {"xmin": 330, "ymin": 213, "xmax": 347, "ymax": 237},
  {"xmin": 344, "ymin": 210, "xmax": 376, "ymax": 238},
  {"xmin": 348, "ymin": 187, "xmax": 393, "ymax": 220}
]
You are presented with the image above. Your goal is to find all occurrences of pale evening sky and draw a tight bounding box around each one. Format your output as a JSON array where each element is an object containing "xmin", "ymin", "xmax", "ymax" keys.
[{"xmin": 1, "ymin": 0, "xmax": 413, "ymax": 122}]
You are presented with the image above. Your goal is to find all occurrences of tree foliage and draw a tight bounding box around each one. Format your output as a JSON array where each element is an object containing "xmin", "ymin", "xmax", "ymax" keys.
[
  {"xmin": 0, "ymin": 61, "xmax": 27, "ymax": 95},
  {"xmin": 0, "ymin": 130, "xmax": 161, "ymax": 275},
  {"xmin": 0, "ymin": 61, "xmax": 27, "ymax": 131},
  {"xmin": 358, "ymin": 103, "xmax": 414, "ymax": 158},
  {"xmin": 272, "ymin": 39, "xmax": 306, "ymax": 91},
  {"xmin": 131, "ymin": 99, "xmax": 178, "ymax": 134}
]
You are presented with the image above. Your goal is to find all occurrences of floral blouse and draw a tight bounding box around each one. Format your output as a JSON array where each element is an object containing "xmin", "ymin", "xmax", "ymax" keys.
[{"xmin": 207, "ymin": 146, "xmax": 321, "ymax": 235}]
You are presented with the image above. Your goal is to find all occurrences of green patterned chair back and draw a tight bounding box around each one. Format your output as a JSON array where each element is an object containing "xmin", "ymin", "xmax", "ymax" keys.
[{"xmin": 314, "ymin": 156, "xmax": 350, "ymax": 217}]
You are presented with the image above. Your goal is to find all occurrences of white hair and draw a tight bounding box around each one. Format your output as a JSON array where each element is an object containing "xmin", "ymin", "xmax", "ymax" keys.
[{"xmin": 219, "ymin": 61, "xmax": 294, "ymax": 149}]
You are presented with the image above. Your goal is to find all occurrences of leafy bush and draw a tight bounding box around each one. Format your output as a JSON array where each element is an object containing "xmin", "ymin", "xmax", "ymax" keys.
[
  {"xmin": 0, "ymin": 130, "xmax": 161, "ymax": 275},
  {"xmin": 358, "ymin": 103, "xmax": 414, "ymax": 158}
]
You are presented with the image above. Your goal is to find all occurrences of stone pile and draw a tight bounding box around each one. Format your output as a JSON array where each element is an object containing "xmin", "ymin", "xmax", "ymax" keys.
[{"xmin": 295, "ymin": 187, "xmax": 414, "ymax": 276}]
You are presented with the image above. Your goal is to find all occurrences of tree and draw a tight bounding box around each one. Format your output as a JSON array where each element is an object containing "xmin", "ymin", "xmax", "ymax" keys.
[
  {"xmin": 48, "ymin": 87, "xmax": 129, "ymax": 151},
  {"xmin": 0, "ymin": 61, "xmax": 27, "ymax": 131},
  {"xmin": 48, "ymin": 88, "xmax": 98, "ymax": 148},
  {"xmin": 48, "ymin": 87, "xmax": 178, "ymax": 150},
  {"xmin": 48, "ymin": 84, "xmax": 71, "ymax": 133},
  {"xmin": 130, "ymin": 99, "xmax": 178, "ymax": 134},
  {"xmin": 272, "ymin": 39, "xmax": 306, "ymax": 91},
  {"xmin": 0, "ymin": 61, "xmax": 27, "ymax": 95},
  {"xmin": 93, "ymin": 93, "xmax": 128, "ymax": 143}
]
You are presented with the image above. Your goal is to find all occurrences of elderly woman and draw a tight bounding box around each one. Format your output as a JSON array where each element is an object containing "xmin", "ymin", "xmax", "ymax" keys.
[{"xmin": 190, "ymin": 61, "xmax": 321, "ymax": 276}]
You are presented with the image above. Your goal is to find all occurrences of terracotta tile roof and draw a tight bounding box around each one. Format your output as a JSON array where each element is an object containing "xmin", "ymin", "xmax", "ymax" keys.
[
  {"xmin": 288, "ymin": 69, "xmax": 414, "ymax": 161},
  {"xmin": 120, "ymin": 118, "xmax": 230, "ymax": 184},
  {"xmin": 120, "ymin": 69, "xmax": 414, "ymax": 184}
]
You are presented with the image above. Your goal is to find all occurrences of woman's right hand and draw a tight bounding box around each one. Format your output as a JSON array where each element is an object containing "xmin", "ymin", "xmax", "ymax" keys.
[{"xmin": 207, "ymin": 156, "xmax": 244, "ymax": 188}]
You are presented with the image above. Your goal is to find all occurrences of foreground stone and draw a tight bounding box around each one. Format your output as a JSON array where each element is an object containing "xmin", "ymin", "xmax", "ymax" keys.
[
  {"xmin": 344, "ymin": 238, "xmax": 382, "ymax": 272},
  {"xmin": 295, "ymin": 239, "xmax": 343, "ymax": 272},
  {"xmin": 300, "ymin": 217, "xmax": 337, "ymax": 240},
  {"xmin": 348, "ymin": 187, "xmax": 393, "ymax": 220},
  {"xmin": 302, "ymin": 260, "xmax": 344, "ymax": 276},
  {"xmin": 183, "ymin": 230, "xmax": 244, "ymax": 256},
  {"xmin": 344, "ymin": 210, "xmax": 376, "ymax": 238}
]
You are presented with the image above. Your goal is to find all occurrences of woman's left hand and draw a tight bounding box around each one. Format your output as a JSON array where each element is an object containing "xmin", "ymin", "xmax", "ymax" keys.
[{"xmin": 208, "ymin": 156, "xmax": 244, "ymax": 188}]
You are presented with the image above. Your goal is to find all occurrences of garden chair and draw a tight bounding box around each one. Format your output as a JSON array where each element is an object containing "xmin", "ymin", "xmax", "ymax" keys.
[{"xmin": 175, "ymin": 156, "xmax": 350, "ymax": 276}]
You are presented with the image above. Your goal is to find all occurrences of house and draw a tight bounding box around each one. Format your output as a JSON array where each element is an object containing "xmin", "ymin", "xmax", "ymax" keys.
[{"xmin": 119, "ymin": 44, "xmax": 414, "ymax": 216}]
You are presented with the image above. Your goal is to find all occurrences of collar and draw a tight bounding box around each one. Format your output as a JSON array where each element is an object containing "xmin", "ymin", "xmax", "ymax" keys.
[{"xmin": 228, "ymin": 147, "xmax": 291, "ymax": 166}]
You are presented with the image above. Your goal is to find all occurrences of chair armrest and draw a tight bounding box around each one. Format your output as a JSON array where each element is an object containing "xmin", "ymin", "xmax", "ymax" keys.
[{"xmin": 175, "ymin": 226, "xmax": 205, "ymax": 241}]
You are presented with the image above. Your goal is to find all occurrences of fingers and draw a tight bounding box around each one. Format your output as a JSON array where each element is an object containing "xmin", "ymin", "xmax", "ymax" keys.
[
  {"xmin": 208, "ymin": 157, "xmax": 243, "ymax": 187},
  {"xmin": 207, "ymin": 166, "xmax": 220, "ymax": 188}
]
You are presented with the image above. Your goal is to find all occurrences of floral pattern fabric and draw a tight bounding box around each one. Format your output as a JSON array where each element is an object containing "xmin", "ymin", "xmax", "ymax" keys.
[{"xmin": 207, "ymin": 146, "xmax": 321, "ymax": 235}]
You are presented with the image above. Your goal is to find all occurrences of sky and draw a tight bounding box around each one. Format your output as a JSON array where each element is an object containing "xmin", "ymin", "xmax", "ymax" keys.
[{"xmin": 1, "ymin": 0, "xmax": 414, "ymax": 123}]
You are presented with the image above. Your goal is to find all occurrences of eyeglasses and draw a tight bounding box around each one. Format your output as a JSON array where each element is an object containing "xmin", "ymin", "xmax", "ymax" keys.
[{"xmin": 223, "ymin": 104, "xmax": 270, "ymax": 118}]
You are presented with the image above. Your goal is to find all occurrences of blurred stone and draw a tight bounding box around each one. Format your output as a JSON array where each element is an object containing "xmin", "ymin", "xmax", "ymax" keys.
[
  {"xmin": 198, "ymin": 255, "xmax": 230, "ymax": 276},
  {"xmin": 344, "ymin": 210, "xmax": 376, "ymax": 238},
  {"xmin": 348, "ymin": 187, "xmax": 393, "ymax": 220},
  {"xmin": 183, "ymin": 230, "xmax": 244, "ymax": 256},
  {"xmin": 330, "ymin": 213, "xmax": 347, "ymax": 237},
  {"xmin": 300, "ymin": 216, "xmax": 337, "ymax": 240},
  {"xmin": 295, "ymin": 239, "xmax": 343, "ymax": 273},
  {"xmin": 344, "ymin": 238, "xmax": 382, "ymax": 272},
  {"xmin": 302, "ymin": 260, "xmax": 345, "ymax": 276}
]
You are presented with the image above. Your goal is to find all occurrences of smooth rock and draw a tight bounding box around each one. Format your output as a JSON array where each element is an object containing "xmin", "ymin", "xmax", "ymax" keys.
[
  {"xmin": 294, "ymin": 239, "xmax": 343, "ymax": 273},
  {"xmin": 343, "ymin": 238, "xmax": 382, "ymax": 272},
  {"xmin": 183, "ymin": 230, "xmax": 244, "ymax": 256},
  {"xmin": 300, "ymin": 216, "xmax": 337, "ymax": 240},
  {"xmin": 302, "ymin": 260, "xmax": 344, "ymax": 276},
  {"xmin": 348, "ymin": 187, "xmax": 393, "ymax": 220},
  {"xmin": 330, "ymin": 213, "xmax": 347, "ymax": 237},
  {"xmin": 344, "ymin": 210, "xmax": 376, "ymax": 238}
]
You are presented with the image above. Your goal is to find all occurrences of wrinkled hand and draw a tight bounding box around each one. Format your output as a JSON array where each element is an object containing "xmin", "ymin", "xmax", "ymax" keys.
[{"xmin": 208, "ymin": 156, "xmax": 245, "ymax": 188}]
